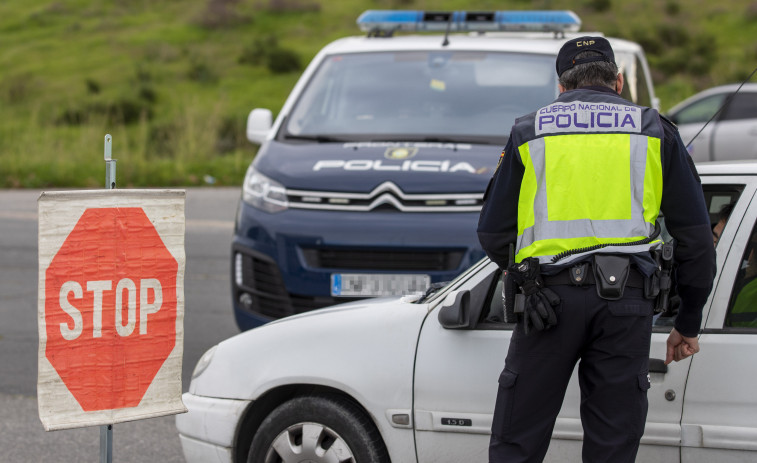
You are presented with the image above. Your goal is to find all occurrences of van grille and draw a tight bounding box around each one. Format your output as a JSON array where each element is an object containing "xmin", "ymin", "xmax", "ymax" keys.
[{"xmin": 287, "ymin": 181, "xmax": 482, "ymax": 212}]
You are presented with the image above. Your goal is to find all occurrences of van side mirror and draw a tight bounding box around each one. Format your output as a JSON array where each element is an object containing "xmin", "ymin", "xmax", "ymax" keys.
[
  {"xmin": 246, "ymin": 108, "xmax": 273, "ymax": 144},
  {"xmin": 438, "ymin": 290, "xmax": 476, "ymax": 329}
]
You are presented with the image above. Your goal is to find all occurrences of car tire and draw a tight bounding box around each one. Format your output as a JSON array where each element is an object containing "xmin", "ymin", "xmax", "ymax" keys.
[{"xmin": 247, "ymin": 394, "xmax": 390, "ymax": 463}]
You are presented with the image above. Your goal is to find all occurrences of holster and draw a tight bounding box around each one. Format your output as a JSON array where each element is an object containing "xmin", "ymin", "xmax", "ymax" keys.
[
  {"xmin": 502, "ymin": 270, "xmax": 518, "ymax": 323},
  {"xmin": 592, "ymin": 254, "xmax": 630, "ymax": 300},
  {"xmin": 507, "ymin": 257, "xmax": 558, "ymax": 332},
  {"xmin": 502, "ymin": 243, "xmax": 519, "ymax": 323},
  {"xmin": 644, "ymin": 261, "xmax": 661, "ymax": 300},
  {"xmin": 653, "ymin": 242, "xmax": 675, "ymax": 313}
]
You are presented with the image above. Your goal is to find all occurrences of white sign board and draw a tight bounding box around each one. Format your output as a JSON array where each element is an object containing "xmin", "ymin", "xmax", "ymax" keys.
[{"xmin": 37, "ymin": 190, "xmax": 186, "ymax": 431}]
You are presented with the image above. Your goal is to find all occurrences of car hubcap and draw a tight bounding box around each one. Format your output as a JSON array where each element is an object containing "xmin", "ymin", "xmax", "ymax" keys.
[{"xmin": 265, "ymin": 422, "xmax": 356, "ymax": 463}]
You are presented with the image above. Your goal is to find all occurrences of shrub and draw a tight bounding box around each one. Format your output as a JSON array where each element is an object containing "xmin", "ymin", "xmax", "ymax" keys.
[
  {"xmin": 85, "ymin": 79, "xmax": 101, "ymax": 94},
  {"xmin": 139, "ymin": 86, "xmax": 158, "ymax": 104},
  {"xmin": 215, "ymin": 116, "xmax": 245, "ymax": 154},
  {"xmin": 657, "ymin": 23, "xmax": 690, "ymax": 48},
  {"xmin": 238, "ymin": 36, "xmax": 278, "ymax": 66},
  {"xmin": 266, "ymin": 0, "xmax": 321, "ymax": 12},
  {"xmin": 3, "ymin": 74, "xmax": 34, "ymax": 104},
  {"xmin": 148, "ymin": 123, "xmax": 179, "ymax": 158},
  {"xmin": 585, "ymin": 0, "xmax": 612, "ymax": 13},
  {"xmin": 629, "ymin": 26, "xmax": 662, "ymax": 55},
  {"xmin": 100, "ymin": 98, "xmax": 153, "ymax": 125},
  {"xmin": 187, "ymin": 60, "xmax": 219, "ymax": 84},
  {"xmin": 267, "ymin": 48, "xmax": 300, "ymax": 74},
  {"xmin": 195, "ymin": 0, "xmax": 252, "ymax": 29},
  {"xmin": 238, "ymin": 35, "xmax": 301, "ymax": 73},
  {"xmin": 665, "ymin": 1, "xmax": 681, "ymax": 15},
  {"xmin": 56, "ymin": 98, "xmax": 153, "ymax": 126}
]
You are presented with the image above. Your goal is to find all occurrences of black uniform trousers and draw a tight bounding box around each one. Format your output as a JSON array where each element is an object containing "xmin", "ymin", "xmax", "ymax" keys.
[{"xmin": 489, "ymin": 284, "xmax": 654, "ymax": 463}]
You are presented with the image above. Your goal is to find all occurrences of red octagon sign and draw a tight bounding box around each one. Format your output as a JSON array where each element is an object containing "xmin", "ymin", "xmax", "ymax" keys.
[{"xmin": 44, "ymin": 207, "xmax": 177, "ymax": 412}]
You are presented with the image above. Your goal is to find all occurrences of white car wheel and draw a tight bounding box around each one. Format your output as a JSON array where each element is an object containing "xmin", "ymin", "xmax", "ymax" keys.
[
  {"xmin": 247, "ymin": 395, "xmax": 389, "ymax": 463},
  {"xmin": 267, "ymin": 422, "xmax": 353, "ymax": 462}
]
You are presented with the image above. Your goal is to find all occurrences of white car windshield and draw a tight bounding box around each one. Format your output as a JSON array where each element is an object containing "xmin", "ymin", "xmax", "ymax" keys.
[{"xmin": 283, "ymin": 50, "xmax": 558, "ymax": 145}]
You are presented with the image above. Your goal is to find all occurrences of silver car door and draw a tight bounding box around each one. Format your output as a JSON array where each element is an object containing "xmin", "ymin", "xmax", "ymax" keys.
[
  {"xmin": 711, "ymin": 91, "xmax": 757, "ymax": 161},
  {"xmin": 672, "ymin": 92, "xmax": 728, "ymax": 163}
]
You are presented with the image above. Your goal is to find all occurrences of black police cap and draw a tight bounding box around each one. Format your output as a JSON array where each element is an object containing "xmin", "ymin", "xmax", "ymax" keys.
[{"xmin": 556, "ymin": 36, "xmax": 615, "ymax": 77}]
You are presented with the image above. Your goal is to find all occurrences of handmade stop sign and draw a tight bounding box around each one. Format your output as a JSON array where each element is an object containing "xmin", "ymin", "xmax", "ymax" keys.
[{"xmin": 38, "ymin": 190, "xmax": 186, "ymax": 431}]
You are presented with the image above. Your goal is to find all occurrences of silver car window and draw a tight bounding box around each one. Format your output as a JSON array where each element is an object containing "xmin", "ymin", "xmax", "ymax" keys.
[
  {"xmin": 672, "ymin": 93, "xmax": 728, "ymax": 124},
  {"xmin": 721, "ymin": 92, "xmax": 757, "ymax": 121}
]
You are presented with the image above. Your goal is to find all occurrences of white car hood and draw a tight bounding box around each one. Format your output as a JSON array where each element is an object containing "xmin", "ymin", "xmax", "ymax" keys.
[{"xmin": 189, "ymin": 297, "xmax": 431, "ymax": 403}]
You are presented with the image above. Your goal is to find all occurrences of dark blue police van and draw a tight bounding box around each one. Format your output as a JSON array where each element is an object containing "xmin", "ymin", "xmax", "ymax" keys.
[{"xmin": 231, "ymin": 10, "xmax": 658, "ymax": 330}]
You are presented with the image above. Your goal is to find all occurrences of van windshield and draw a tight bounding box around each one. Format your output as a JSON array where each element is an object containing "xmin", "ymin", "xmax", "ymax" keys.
[{"xmin": 283, "ymin": 51, "xmax": 558, "ymax": 145}]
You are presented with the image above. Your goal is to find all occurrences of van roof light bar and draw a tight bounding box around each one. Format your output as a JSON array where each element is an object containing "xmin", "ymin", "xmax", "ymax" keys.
[{"xmin": 357, "ymin": 10, "xmax": 581, "ymax": 36}]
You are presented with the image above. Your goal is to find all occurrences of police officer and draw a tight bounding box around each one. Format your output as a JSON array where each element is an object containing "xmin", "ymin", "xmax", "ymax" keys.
[{"xmin": 477, "ymin": 36, "xmax": 716, "ymax": 463}]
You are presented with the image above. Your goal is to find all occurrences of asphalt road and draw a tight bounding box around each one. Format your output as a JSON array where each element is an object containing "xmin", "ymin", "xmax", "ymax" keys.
[{"xmin": 0, "ymin": 187, "xmax": 242, "ymax": 462}]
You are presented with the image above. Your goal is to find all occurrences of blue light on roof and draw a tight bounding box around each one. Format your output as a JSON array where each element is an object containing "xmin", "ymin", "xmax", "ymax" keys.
[{"xmin": 357, "ymin": 10, "xmax": 582, "ymax": 34}]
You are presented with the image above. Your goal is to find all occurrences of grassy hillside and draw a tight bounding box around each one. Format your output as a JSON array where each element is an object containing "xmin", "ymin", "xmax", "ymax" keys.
[{"xmin": 1, "ymin": 0, "xmax": 756, "ymax": 188}]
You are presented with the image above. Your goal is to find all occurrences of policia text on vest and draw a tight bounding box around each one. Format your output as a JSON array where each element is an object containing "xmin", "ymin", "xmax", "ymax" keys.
[
  {"xmin": 510, "ymin": 89, "xmax": 663, "ymax": 266},
  {"xmin": 536, "ymin": 101, "xmax": 641, "ymax": 134}
]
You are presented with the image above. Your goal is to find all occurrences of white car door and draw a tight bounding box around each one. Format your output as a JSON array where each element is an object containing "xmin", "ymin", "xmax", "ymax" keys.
[
  {"xmin": 412, "ymin": 260, "xmax": 508, "ymax": 462},
  {"xmin": 681, "ymin": 179, "xmax": 757, "ymax": 462},
  {"xmin": 711, "ymin": 91, "xmax": 757, "ymax": 161}
]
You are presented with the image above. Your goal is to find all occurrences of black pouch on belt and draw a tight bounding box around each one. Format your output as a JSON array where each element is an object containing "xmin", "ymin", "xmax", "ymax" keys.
[{"xmin": 592, "ymin": 254, "xmax": 630, "ymax": 300}]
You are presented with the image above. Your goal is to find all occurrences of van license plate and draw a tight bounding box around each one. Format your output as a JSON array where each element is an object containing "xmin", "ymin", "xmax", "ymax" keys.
[{"xmin": 331, "ymin": 273, "xmax": 430, "ymax": 297}]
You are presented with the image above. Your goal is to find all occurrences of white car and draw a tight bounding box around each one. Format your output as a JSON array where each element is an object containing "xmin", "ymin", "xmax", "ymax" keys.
[
  {"xmin": 177, "ymin": 161, "xmax": 757, "ymax": 463},
  {"xmin": 667, "ymin": 83, "xmax": 757, "ymax": 163}
]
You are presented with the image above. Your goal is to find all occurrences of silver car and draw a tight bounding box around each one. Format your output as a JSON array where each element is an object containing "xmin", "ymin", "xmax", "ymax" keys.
[{"xmin": 667, "ymin": 83, "xmax": 757, "ymax": 162}]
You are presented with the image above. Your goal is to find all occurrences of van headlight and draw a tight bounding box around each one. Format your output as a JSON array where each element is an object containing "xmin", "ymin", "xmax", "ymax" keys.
[{"xmin": 242, "ymin": 166, "xmax": 288, "ymax": 213}]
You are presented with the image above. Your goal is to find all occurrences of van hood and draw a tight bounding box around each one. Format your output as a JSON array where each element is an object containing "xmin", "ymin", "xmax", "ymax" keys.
[{"xmin": 254, "ymin": 140, "xmax": 498, "ymax": 193}]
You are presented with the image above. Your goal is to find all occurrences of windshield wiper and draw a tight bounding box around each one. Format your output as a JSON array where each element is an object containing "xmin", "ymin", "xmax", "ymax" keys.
[
  {"xmin": 420, "ymin": 136, "xmax": 507, "ymax": 145},
  {"xmin": 283, "ymin": 134, "xmax": 348, "ymax": 143},
  {"xmin": 422, "ymin": 136, "xmax": 465, "ymax": 143},
  {"xmin": 418, "ymin": 281, "xmax": 449, "ymax": 302}
]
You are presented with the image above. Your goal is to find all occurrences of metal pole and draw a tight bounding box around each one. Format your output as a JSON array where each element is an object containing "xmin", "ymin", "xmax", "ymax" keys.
[
  {"xmin": 101, "ymin": 133, "xmax": 115, "ymax": 463},
  {"xmin": 100, "ymin": 424, "xmax": 113, "ymax": 462},
  {"xmin": 105, "ymin": 134, "xmax": 116, "ymax": 190}
]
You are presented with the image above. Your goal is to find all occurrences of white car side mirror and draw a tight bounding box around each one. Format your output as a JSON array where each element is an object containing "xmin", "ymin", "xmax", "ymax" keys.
[
  {"xmin": 438, "ymin": 290, "xmax": 473, "ymax": 330},
  {"xmin": 246, "ymin": 108, "xmax": 273, "ymax": 144}
]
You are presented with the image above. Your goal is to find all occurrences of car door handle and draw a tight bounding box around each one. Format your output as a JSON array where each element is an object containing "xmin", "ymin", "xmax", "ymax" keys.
[{"xmin": 649, "ymin": 358, "xmax": 668, "ymax": 374}]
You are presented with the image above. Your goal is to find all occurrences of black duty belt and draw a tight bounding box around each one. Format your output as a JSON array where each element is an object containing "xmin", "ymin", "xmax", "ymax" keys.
[{"xmin": 543, "ymin": 264, "xmax": 647, "ymax": 288}]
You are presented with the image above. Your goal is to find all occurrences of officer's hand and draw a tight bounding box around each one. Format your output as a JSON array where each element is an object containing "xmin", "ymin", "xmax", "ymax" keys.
[{"xmin": 665, "ymin": 328, "xmax": 700, "ymax": 364}]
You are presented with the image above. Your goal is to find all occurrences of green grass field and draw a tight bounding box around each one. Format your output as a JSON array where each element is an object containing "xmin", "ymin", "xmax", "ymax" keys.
[{"xmin": 1, "ymin": 0, "xmax": 755, "ymax": 188}]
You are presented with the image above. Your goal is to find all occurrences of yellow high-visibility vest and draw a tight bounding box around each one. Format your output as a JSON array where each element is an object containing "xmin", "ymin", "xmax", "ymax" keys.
[{"xmin": 510, "ymin": 90, "xmax": 664, "ymax": 264}]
